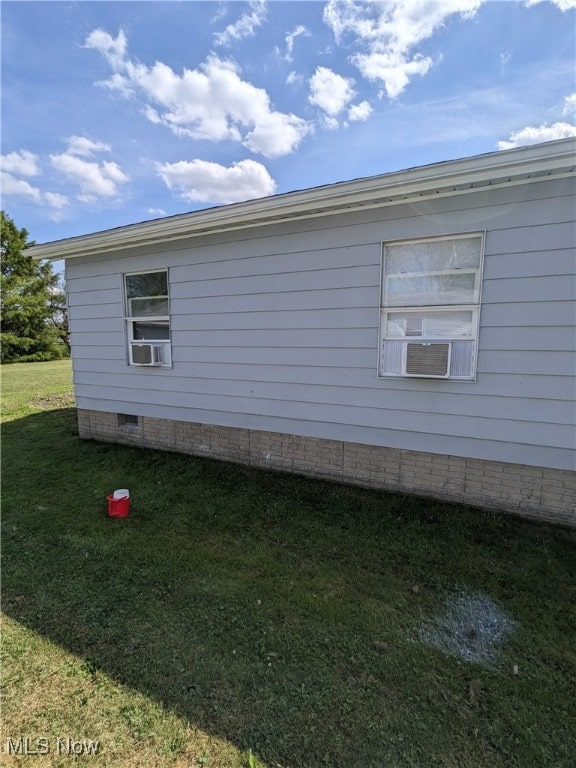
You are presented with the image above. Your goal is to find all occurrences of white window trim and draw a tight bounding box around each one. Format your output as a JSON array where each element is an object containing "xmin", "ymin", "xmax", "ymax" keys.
[
  {"xmin": 378, "ymin": 232, "xmax": 484, "ymax": 381},
  {"xmin": 123, "ymin": 268, "xmax": 172, "ymax": 368}
]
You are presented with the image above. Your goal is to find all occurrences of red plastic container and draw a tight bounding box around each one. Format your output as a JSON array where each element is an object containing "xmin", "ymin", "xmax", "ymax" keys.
[{"xmin": 106, "ymin": 494, "xmax": 130, "ymax": 518}]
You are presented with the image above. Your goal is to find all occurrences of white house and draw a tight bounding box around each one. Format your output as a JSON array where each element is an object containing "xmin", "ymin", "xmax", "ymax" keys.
[{"xmin": 30, "ymin": 139, "xmax": 576, "ymax": 526}]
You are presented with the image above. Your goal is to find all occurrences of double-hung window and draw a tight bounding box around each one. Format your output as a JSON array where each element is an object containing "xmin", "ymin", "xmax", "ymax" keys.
[
  {"xmin": 124, "ymin": 269, "xmax": 171, "ymax": 367},
  {"xmin": 379, "ymin": 233, "xmax": 484, "ymax": 380}
]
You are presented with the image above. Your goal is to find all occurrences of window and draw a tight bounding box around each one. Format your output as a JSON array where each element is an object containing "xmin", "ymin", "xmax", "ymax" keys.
[
  {"xmin": 379, "ymin": 233, "xmax": 484, "ymax": 380},
  {"xmin": 124, "ymin": 270, "xmax": 171, "ymax": 367}
]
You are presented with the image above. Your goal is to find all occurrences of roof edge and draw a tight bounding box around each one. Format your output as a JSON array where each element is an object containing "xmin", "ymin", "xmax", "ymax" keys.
[{"xmin": 28, "ymin": 138, "xmax": 576, "ymax": 261}]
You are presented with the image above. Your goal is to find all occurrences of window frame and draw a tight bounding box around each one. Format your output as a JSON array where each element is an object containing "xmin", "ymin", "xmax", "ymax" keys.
[
  {"xmin": 123, "ymin": 268, "xmax": 172, "ymax": 368},
  {"xmin": 378, "ymin": 232, "xmax": 485, "ymax": 381}
]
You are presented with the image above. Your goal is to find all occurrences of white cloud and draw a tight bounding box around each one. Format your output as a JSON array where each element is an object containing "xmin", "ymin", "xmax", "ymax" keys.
[
  {"xmin": 563, "ymin": 93, "xmax": 576, "ymax": 117},
  {"xmin": 66, "ymin": 136, "xmax": 111, "ymax": 157},
  {"xmin": 43, "ymin": 192, "xmax": 69, "ymax": 210},
  {"xmin": 497, "ymin": 121, "xmax": 576, "ymax": 149},
  {"xmin": 243, "ymin": 111, "xmax": 311, "ymax": 157},
  {"xmin": 50, "ymin": 152, "xmax": 129, "ymax": 202},
  {"xmin": 0, "ymin": 150, "xmax": 40, "ymax": 177},
  {"xmin": 0, "ymin": 137, "xmax": 128, "ymax": 215},
  {"xmin": 143, "ymin": 105, "xmax": 163, "ymax": 124},
  {"xmin": 83, "ymin": 27, "xmax": 128, "ymax": 69},
  {"xmin": 156, "ymin": 158, "xmax": 276, "ymax": 204},
  {"xmin": 49, "ymin": 135, "xmax": 128, "ymax": 198},
  {"xmin": 213, "ymin": 1, "xmax": 267, "ymax": 47},
  {"xmin": 308, "ymin": 66, "xmax": 356, "ymax": 117},
  {"xmin": 525, "ymin": 0, "xmax": 576, "ymax": 10},
  {"xmin": 357, "ymin": 52, "xmax": 433, "ymax": 99},
  {"xmin": 322, "ymin": 116, "xmax": 341, "ymax": 131},
  {"xmin": 323, "ymin": 0, "xmax": 483, "ymax": 99},
  {"xmin": 84, "ymin": 30, "xmax": 310, "ymax": 158},
  {"xmin": 1, "ymin": 150, "xmax": 69, "ymax": 215},
  {"xmin": 99, "ymin": 72, "xmax": 134, "ymax": 98},
  {"xmin": 1, "ymin": 171, "xmax": 69, "ymax": 212},
  {"xmin": 348, "ymin": 100, "xmax": 372, "ymax": 121},
  {"xmin": 286, "ymin": 71, "xmax": 304, "ymax": 85},
  {"xmin": 1, "ymin": 171, "xmax": 43, "ymax": 203},
  {"xmin": 285, "ymin": 25, "xmax": 310, "ymax": 61}
]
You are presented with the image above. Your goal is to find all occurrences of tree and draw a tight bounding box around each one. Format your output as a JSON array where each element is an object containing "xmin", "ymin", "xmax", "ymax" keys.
[{"xmin": 1, "ymin": 211, "xmax": 69, "ymax": 362}]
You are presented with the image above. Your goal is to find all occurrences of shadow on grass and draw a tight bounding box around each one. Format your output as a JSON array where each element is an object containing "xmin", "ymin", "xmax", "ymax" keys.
[{"xmin": 2, "ymin": 408, "xmax": 575, "ymax": 768}]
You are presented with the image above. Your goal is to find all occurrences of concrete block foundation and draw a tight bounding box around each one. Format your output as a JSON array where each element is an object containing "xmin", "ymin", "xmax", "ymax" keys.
[{"xmin": 78, "ymin": 409, "xmax": 575, "ymax": 527}]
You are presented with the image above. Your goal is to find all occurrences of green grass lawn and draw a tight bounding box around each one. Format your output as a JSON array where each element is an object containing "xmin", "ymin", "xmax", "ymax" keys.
[{"xmin": 1, "ymin": 360, "xmax": 575, "ymax": 768}]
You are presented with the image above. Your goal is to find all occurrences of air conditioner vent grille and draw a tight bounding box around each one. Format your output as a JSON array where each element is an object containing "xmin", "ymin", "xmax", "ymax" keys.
[
  {"xmin": 405, "ymin": 342, "xmax": 451, "ymax": 377},
  {"xmin": 132, "ymin": 344, "xmax": 153, "ymax": 365}
]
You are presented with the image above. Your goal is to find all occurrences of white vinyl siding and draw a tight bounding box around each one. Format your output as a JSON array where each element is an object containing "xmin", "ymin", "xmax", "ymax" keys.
[{"xmin": 65, "ymin": 176, "xmax": 575, "ymax": 471}]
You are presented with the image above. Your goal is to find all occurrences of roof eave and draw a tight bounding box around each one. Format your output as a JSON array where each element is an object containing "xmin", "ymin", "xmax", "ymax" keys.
[{"xmin": 28, "ymin": 138, "xmax": 576, "ymax": 261}]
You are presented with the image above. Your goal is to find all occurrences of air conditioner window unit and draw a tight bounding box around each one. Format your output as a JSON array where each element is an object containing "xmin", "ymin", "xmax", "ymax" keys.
[
  {"xmin": 131, "ymin": 343, "xmax": 165, "ymax": 366},
  {"xmin": 404, "ymin": 342, "xmax": 451, "ymax": 378}
]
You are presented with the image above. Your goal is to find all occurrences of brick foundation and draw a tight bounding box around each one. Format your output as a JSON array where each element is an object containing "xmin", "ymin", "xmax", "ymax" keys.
[{"xmin": 78, "ymin": 409, "xmax": 575, "ymax": 527}]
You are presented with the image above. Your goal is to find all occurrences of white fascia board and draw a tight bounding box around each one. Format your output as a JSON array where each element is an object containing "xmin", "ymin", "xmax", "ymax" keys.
[{"xmin": 28, "ymin": 138, "xmax": 576, "ymax": 261}]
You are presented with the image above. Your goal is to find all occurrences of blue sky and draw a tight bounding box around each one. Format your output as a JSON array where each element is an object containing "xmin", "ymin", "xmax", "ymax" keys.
[{"xmin": 2, "ymin": 0, "xmax": 575, "ymax": 245}]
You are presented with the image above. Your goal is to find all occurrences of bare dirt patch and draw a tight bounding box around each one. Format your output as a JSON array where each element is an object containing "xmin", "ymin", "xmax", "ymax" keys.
[
  {"xmin": 30, "ymin": 393, "xmax": 75, "ymax": 410},
  {"xmin": 419, "ymin": 591, "xmax": 517, "ymax": 665}
]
